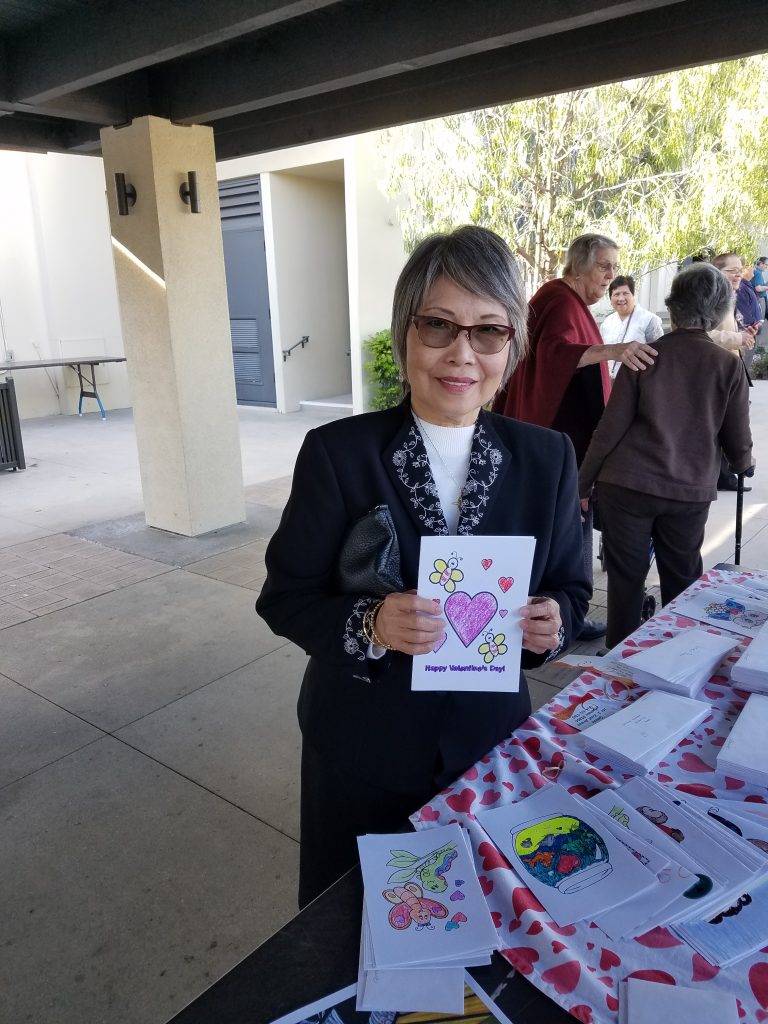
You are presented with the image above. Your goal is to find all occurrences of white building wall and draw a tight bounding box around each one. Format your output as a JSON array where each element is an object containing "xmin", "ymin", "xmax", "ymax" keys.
[
  {"xmin": 0, "ymin": 152, "xmax": 130, "ymax": 419},
  {"xmin": 346, "ymin": 134, "xmax": 407, "ymax": 411},
  {"xmin": 266, "ymin": 170, "xmax": 350, "ymax": 412},
  {"xmin": 1, "ymin": 132, "xmax": 405, "ymax": 420}
]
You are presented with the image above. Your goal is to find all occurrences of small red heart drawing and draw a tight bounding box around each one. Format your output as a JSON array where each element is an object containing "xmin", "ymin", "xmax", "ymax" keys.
[
  {"xmin": 451, "ymin": 911, "xmax": 467, "ymax": 923},
  {"xmin": 499, "ymin": 609, "xmax": 508, "ymax": 618},
  {"xmin": 498, "ymin": 577, "xmax": 514, "ymax": 593},
  {"xmin": 482, "ymin": 559, "xmax": 493, "ymax": 570}
]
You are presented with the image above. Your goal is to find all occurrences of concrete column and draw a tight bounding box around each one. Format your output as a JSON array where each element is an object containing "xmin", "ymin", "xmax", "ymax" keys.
[{"xmin": 100, "ymin": 115, "xmax": 245, "ymax": 536}]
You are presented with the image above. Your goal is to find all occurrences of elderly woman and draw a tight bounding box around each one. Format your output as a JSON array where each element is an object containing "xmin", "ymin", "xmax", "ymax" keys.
[
  {"xmin": 257, "ymin": 226, "xmax": 589, "ymax": 906},
  {"xmin": 600, "ymin": 275, "xmax": 664, "ymax": 377},
  {"xmin": 578, "ymin": 263, "xmax": 753, "ymax": 650},
  {"xmin": 493, "ymin": 233, "xmax": 658, "ymax": 641}
]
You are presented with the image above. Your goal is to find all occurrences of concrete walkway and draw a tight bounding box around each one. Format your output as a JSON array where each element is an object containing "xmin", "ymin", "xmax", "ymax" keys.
[{"xmin": 1, "ymin": 389, "xmax": 767, "ymax": 1023}]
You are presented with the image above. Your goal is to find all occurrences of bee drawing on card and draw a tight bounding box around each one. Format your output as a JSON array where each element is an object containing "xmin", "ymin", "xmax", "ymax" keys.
[
  {"xmin": 430, "ymin": 554, "xmax": 463, "ymax": 593},
  {"xmin": 478, "ymin": 630, "xmax": 507, "ymax": 663}
]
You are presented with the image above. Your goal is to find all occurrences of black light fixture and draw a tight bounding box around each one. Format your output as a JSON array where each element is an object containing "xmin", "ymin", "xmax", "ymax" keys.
[
  {"xmin": 114, "ymin": 172, "xmax": 137, "ymax": 216},
  {"xmin": 179, "ymin": 171, "xmax": 201, "ymax": 214}
]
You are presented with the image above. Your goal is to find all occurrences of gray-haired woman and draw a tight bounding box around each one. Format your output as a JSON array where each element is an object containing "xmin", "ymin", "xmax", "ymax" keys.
[
  {"xmin": 493, "ymin": 233, "xmax": 659, "ymax": 642},
  {"xmin": 257, "ymin": 225, "xmax": 589, "ymax": 906},
  {"xmin": 578, "ymin": 263, "xmax": 754, "ymax": 650}
]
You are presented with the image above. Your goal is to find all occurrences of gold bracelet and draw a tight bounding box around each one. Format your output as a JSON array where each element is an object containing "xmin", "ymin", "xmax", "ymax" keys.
[
  {"xmin": 370, "ymin": 600, "xmax": 395, "ymax": 651},
  {"xmin": 364, "ymin": 602, "xmax": 380, "ymax": 643}
]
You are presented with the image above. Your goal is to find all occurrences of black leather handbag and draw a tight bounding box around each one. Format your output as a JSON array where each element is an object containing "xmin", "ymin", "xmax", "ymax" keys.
[{"xmin": 337, "ymin": 504, "xmax": 404, "ymax": 596}]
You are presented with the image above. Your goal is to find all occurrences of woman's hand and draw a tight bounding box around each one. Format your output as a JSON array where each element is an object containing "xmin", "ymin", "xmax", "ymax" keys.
[
  {"xmin": 579, "ymin": 497, "xmax": 590, "ymax": 514},
  {"xmin": 617, "ymin": 340, "xmax": 658, "ymax": 371},
  {"xmin": 741, "ymin": 330, "xmax": 757, "ymax": 350},
  {"xmin": 519, "ymin": 596, "xmax": 562, "ymax": 655},
  {"xmin": 375, "ymin": 591, "xmax": 446, "ymax": 655}
]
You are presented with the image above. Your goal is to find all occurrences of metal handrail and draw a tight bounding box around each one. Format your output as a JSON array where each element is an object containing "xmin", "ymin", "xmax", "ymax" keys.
[{"xmin": 282, "ymin": 336, "xmax": 309, "ymax": 362}]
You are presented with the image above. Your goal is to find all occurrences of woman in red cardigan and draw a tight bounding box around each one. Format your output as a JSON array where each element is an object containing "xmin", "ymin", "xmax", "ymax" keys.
[{"xmin": 493, "ymin": 233, "xmax": 658, "ymax": 641}]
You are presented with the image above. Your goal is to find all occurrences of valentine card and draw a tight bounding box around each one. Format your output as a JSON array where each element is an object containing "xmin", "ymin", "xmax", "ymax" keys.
[
  {"xmin": 412, "ymin": 535, "xmax": 535, "ymax": 692},
  {"xmin": 357, "ymin": 823, "xmax": 500, "ymax": 971}
]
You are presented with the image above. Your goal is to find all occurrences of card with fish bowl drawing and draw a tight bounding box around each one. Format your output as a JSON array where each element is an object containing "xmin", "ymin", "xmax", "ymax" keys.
[
  {"xmin": 357, "ymin": 822, "xmax": 499, "ymax": 969},
  {"xmin": 477, "ymin": 785, "xmax": 657, "ymax": 927},
  {"xmin": 413, "ymin": 535, "xmax": 535, "ymax": 693}
]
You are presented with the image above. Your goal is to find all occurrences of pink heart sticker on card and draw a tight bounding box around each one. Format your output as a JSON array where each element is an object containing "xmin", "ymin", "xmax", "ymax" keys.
[
  {"xmin": 482, "ymin": 559, "xmax": 493, "ymax": 570},
  {"xmin": 498, "ymin": 577, "xmax": 514, "ymax": 593},
  {"xmin": 499, "ymin": 609, "xmax": 508, "ymax": 618}
]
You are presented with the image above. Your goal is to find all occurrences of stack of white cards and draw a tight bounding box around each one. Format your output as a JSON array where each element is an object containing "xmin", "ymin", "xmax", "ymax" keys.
[
  {"xmin": 588, "ymin": 777, "xmax": 768, "ymax": 962},
  {"xmin": 575, "ymin": 690, "xmax": 710, "ymax": 775},
  {"xmin": 717, "ymin": 692, "xmax": 768, "ymax": 787},
  {"xmin": 356, "ymin": 823, "xmax": 500, "ymax": 1013},
  {"xmin": 619, "ymin": 977, "xmax": 739, "ymax": 1024},
  {"xmin": 731, "ymin": 620, "xmax": 768, "ymax": 693},
  {"xmin": 625, "ymin": 629, "xmax": 738, "ymax": 697}
]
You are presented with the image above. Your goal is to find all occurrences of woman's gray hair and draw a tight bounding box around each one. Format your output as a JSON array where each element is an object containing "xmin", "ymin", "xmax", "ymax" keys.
[
  {"xmin": 665, "ymin": 263, "xmax": 733, "ymax": 331},
  {"xmin": 562, "ymin": 233, "xmax": 618, "ymax": 277},
  {"xmin": 391, "ymin": 225, "xmax": 528, "ymax": 388}
]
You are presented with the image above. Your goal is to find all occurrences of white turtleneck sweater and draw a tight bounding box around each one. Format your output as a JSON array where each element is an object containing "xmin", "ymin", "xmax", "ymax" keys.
[
  {"xmin": 368, "ymin": 416, "xmax": 475, "ymax": 658},
  {"xmin": 413, "ymin": 416, "xmax": 475, "ymax": 534}
]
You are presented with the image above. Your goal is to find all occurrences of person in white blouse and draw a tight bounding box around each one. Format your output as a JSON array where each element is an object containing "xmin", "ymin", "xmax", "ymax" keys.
[{"xmin": 600, "ymin": 276, "xmax": 664, "ymax": 377}]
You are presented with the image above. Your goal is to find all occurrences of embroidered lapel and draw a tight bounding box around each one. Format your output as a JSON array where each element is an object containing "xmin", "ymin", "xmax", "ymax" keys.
[
  {"xmin": 386, "ymin": 414, "xmax": 449, "ymax": 536},
  {"xmin": 456, "ymin": 410, "xmax": 510, "ymax": 535},
  {"xmin": 384, "ymin": 405, "xmax": 510, "ymax": 536}
]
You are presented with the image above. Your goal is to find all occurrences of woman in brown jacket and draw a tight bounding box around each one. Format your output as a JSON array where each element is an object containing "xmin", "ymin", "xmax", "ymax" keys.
[{"xmin": 578, "ymin": 263, "xmax": 754, "ymax": 649}]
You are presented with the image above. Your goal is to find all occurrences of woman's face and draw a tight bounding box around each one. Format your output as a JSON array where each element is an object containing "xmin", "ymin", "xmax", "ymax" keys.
[
  {"xmin": 610, "ymin": 284, "xmax": 635, "ymax": 317},
  {"xmin": 405, "ymin": 276, "xmax": 511, "ymax": 427},
  {"xmin": 581, "ymin": 247, "xmax": 619, "ymax": 305},
  {"xmin": 719, "ymin": 255, "xmax": 743, "ymax": 291}
]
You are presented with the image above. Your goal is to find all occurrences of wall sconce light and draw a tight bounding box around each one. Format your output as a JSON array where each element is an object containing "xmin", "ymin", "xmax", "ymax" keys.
[
  {"xmin": 179, "ymin": 171, "xmax": 201, "ymax": 214},
  {"xmin": 114, "ymin": 172, "xmax": 137, "ymax": 216}
]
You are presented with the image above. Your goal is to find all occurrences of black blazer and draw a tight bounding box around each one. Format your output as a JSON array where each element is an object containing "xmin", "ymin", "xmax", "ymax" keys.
[{"xmin": 256, "ymin": 402, "xmax": 590, "ymax": 792}]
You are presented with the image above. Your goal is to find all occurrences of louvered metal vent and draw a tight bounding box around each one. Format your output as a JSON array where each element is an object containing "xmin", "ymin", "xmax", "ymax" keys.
[
  {"xmin": 219, "ymin": 176, "xmax": 262, "ymax": 226},
  {"xmin": 230, "ymin": 319, "xmax": 263, "ymax": 386}
]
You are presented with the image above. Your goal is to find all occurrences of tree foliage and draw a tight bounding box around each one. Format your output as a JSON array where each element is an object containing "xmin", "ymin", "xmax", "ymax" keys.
[{"xmin": 381, "ymin": 57, "xmax": 768, "ymax": 291}]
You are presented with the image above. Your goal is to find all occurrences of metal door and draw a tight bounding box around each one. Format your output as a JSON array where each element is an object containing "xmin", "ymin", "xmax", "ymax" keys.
[{"xmin": 219, "ymin": 177, "xmax": 276, "ymax": 406}]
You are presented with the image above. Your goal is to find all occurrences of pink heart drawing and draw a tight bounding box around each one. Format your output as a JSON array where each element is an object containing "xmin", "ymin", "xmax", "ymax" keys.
[
  {"xmin": 451, "ymin": 912, "xmax": 467, "ymax": 923},
  {"xmin": 498, "ymin": 577, "xmax": 514, "ymax": 593},
  {"xmin": 444, "ymin": 591, "xmax": 498, "ymax": 646},
  {"xmin": 482, "ymin": 558, "xmax": 493, "ymax": 570},
  {"xmin": 432, "ymin": 632, "xmax": 447, "ymax": 653},
  {"xmin": 499, "ymin": 609, "xmax": 508, "ymax": 618}
]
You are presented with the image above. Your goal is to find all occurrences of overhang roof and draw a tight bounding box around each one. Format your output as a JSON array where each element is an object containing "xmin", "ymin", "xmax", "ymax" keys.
[{"xmin": 0, "ymin": 0, "xmax": 766, "ymax": 160}]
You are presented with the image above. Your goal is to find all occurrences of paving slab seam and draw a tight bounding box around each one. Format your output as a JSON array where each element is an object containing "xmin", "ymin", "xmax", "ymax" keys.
[
  {"xmin": 108, "ymin": 732, "xmax": 300, "ymax": 847},
  {"xmin": 0, "ymin": 734, "xmax": 105, "ymax": 793},
  {"xmin": 92, "ymin": 638, "xmax": 294, "ymax": 734}
]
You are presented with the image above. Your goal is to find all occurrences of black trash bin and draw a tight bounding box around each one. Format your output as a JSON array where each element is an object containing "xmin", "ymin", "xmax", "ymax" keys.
[{"xmin": 0, "ymin": 377, "xmax": 26, "ymax": 471}]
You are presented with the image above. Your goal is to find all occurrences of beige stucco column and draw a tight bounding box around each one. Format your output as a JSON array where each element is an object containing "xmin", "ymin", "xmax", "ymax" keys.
[{"xmin": 100, "ymin": 115, "xmax": 245, "ymax": 536}]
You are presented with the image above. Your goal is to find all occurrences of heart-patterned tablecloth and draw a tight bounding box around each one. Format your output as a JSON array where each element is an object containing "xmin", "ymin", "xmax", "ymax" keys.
[{"xmin": 411, "ymin": 569, "xmax": 768, "ymax": 1023}]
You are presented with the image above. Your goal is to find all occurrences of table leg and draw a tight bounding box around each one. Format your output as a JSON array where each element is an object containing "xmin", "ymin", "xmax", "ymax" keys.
[{"xmin": 73, "ymin": 363, "xmax": 107, "ymax": 419}]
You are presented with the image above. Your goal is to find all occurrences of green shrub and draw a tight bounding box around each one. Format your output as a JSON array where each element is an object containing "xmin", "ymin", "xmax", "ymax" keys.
[
  {"xmin": 364, "ymin": 328, "xmax": 402, "ymax": 410},
  {"xmin": 752, "ymin": 349, "xmax": 768, "ymax": 380}
]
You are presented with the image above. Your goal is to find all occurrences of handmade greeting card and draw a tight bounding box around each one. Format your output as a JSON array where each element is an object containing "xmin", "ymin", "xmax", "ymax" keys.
[
  {"xmin": 412, "ymin": 535, "xmax": 535, "ymax": 692},
  {"xmin": 477, "ymin": 785, "xmax": 657, "ymax": 926},
  {"xmin": 670, "ymin": 587, "xmax": 768, "ymax": 639},
  {"xmin": 357, "ymin": 823, "xmax": 499, "ymax": 971}
]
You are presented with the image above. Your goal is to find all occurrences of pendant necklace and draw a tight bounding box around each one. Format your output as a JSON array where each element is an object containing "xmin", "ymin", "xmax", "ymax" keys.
[{"xmin": 413, "ymin": 414, "xmax": 466, "ymax": 510}]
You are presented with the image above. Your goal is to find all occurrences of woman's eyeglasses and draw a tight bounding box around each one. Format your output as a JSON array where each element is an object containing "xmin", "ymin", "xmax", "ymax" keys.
[{"xmin": 409, "ymin": 315, "xmax": 514, "ymax": 354}]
